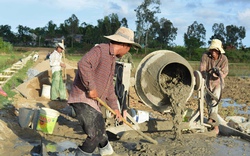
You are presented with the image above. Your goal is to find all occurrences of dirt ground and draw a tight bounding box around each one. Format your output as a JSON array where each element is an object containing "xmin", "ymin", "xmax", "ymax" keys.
[{"xmin": 0, "ymin": 49, "xmax": 250, "ymax": 156}]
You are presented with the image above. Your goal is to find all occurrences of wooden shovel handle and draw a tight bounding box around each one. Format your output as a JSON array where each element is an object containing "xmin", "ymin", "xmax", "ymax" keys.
[{"xmin": 62, "ymin": 40, "xmax": 66, "ymax": 80}]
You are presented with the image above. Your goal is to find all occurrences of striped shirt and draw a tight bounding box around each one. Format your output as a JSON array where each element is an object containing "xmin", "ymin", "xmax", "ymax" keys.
[{"xmin": 68, "ymin": 43, "xmax": 118, "ymax": 112}]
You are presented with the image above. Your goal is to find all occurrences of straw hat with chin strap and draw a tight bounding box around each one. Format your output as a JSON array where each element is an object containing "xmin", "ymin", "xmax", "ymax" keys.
[
  {"xmin": 208, "ymin": 39, "xmax": 225, "ymax": 54},
  {"xmin": 104, "ymin": 27, "xmax": 141, "ymax": 48}
]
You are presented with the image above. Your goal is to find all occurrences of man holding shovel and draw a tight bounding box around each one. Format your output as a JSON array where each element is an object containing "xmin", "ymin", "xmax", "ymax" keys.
[
  {"xmin": 49, "ymin": 43, "xmax": 67, "ymax": 101},
  {"xmin": 68, "ymin": 27, "xmax": 141, "ymax": 156}
]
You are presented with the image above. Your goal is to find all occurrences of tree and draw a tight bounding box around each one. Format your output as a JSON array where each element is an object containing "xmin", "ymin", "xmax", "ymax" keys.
[
  {"xmin": 135, "ymin": 0, "xmax": 161, "ymax": 53},
  {"xmin": 81, "ymin": 23, "xmax": 100, "ymax": 44},
  {"xmin": 209, "ymin": 24, "xmax": 246, "ymax": 49},
  {"xmin": 64, "ymin": 14, "xmax": 80, "ymax": 48},
  {"xmin": 97, "ymin": 13, "xmax": 122, "ymax": 43},
  {"xmin": 0, "ymin": 25, "xmax": 15, "ymax": 43},
  {"xmin": 184, "ymin": 21, "xmax": 206, "ymax": 58},
  {"xmin": 121, "ymin": 18, "xmax": 128, "ymax": 28},
  {"xmin": 225, "ymin": 25, "xmax": 245, "ymax": 48},
  {"xmin": 154, "ymin": 18, "xmax": 177, "ymax": 47},
  {"xmin": 45, "ymin": 20, "xmax": 57, "ymax": 37},
  {"xmin": 209, "ymin": 23, "xmax": 226, "ymax": 45},
  {"xmin": 16, "ymin": 25, "xmax": 32, "ymax": 45},
  {"xmin": 109, "ymin": 13, "xmax": 121, "ymax": 34},
  {"xmin": 98, "ymin": 16, "xmax": 111, "ymax": 38},
  {"xmin": 58, "ymin": 23, "xmax": 68, "ymax": 37},
  {"xmin": 30, "ymin": 27, "xmax": 46, "ymax": 46}
]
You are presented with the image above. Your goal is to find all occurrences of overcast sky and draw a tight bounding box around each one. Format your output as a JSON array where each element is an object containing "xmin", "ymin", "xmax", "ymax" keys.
[{"xmin": 1, "ymin": 0, "xmax": 250, "ymax": 47}]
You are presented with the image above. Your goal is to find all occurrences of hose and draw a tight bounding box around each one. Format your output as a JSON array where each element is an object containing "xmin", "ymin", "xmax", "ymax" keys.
[
  {"xmin": 115, "ymin": 64, "xmax": 128, "ymax": 113},
  {"xmin": 204, "ymin": 68, "xmax": 223, "ymax": 107},
  {"xmin": 115, "ymin": 65, "xmax": 124, "ymax": 98}
]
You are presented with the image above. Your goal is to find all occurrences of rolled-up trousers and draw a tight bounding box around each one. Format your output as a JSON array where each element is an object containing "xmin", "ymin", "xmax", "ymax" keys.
[
  {"xmin": 70, "ymin": 103, "xmax": 108, "ymax": 153},
  {"xmin": 205, "ymin": 85, "xmax": 221, "ymax": 115},
  {"xmin": 51, "ymin": 70, "xmax": 66, "ymax": 100}
]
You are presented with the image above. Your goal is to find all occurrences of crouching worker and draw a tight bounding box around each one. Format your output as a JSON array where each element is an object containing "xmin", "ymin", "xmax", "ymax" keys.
[
  {"xmin": 200, "ymin": 39, "xmax": 229, "ymax": 135},
  {"xmin": 68, "ymin": 27, "xmax": 141, "ymax": 155}
]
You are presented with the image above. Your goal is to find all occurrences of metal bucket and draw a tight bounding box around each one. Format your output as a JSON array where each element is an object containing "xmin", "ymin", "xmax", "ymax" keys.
[
  {"xmin": 135, "ymin": 50, "xmax": 195, "ymax": 113},
  {"xmin": 18, "ymin": 107, "xmax": 35, "ymax": 128},
  {"xmin": 18, "ymin": 107, "xmax": 40, "ymax": 129}
]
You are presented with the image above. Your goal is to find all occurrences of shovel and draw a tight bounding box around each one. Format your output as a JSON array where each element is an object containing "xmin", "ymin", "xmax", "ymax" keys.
[
  {"xmin": 61, "ymin": 40, "xmax": 70, "ymax": 95},
  {"xmin": 61, "ymin": 40, "xmax": 67, "ymax": 80},
  {"xmin": 96, "ymin": 97, "xmax": 158, "ymax": 144}
]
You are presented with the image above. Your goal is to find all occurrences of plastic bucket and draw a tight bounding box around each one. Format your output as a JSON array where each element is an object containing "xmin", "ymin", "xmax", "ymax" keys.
[
  {"xmin": 36, "ymin": 108, "xmax": 60, "ymax": 134},
  {"xmin": 41, "ymin": 84, "xmax": 51, "ymax": 99},
  {"xmin": 130, "ymin": 108, "xmax": 149, "ymax": 124}
]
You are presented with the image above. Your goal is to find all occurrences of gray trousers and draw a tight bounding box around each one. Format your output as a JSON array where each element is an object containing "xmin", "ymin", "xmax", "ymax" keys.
[
  {"xmin": 70, "ymin": 103, "xmax": 108, "ymax": 153},
  {"xmin": 205, "ymin": 86, "xmax": 221, "ymax": 115}
]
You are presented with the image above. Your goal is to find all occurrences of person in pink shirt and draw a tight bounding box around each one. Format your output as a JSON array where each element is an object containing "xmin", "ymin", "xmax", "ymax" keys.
[
  {"xmin": 0, "ymin": 86, "xmax": 7, "ymax": 97},
  {"xmin": 200, "ymin": 39, "xmax": 229, "ymax": 135}
]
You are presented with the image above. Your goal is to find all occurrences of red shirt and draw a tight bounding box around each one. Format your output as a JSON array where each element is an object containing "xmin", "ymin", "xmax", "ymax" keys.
[{"xmin": 68, "ymin": 43, "xmax": 118, "ymax": 112}]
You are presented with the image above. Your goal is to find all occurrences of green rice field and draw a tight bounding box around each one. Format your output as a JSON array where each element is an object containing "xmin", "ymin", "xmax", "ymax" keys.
[
  {"xmin": 189, "ymin": 61, "xmax": 250, "ymax": 77},
  {"xmin": 68, "ymin": 55, "xmax": 250, "ymax": 77}
]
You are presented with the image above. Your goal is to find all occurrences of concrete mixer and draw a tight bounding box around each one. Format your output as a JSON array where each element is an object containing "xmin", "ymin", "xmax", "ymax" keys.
[
  {"xmin": 134, "ymin": 50, "xmax": 211, "ymax": 132},
  {"xmin": 106, "ymin": 50, "xmax": 213, "ymax": 135},
  {"xmin": 135, "ymin": 50, "xmax": 195, "ymax": 113}
]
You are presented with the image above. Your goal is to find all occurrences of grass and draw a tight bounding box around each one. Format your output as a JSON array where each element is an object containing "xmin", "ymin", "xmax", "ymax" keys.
[
  {"xmin": 1, "ymin": 51, "xmax": 249, "ymax": 108},
  {"xmin": 67, "ymin": 54, "xmax": 250, "ymax": 77},
  {"xmin": 66, "ymin": 53, "xmax": 84, "ymax": 61},
  {"xmin": 0, "ymin": 52, "xmax": 33, "ymax": 108},
  {"xmin": 228, "ymin": 63, "xmax": 250, "ymax": 77},
  {"xmin": 0, "ymin": 54, "xmax": 21, "ymax": 73},
  {"xmin": 189, "ymin": 61, "xmax": 250, "ymax": 77}
]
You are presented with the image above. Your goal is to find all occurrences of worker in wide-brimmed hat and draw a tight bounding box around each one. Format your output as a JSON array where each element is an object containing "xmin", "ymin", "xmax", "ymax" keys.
[
  {"xmin": 200, "ymin": 39, "xmax": 229, "ymax": 136},
  {"xmin": 68, "ymin": 27, "xmax": 141, "ymax": 155},
  {"xmin": 49, "ymin": 42, "xmax": 67, "ymax": 101}
]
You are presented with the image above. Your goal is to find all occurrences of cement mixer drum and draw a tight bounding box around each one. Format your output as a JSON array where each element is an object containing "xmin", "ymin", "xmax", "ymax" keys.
[{"xmin": 135, "ymin": 50, "xmax": 195, "ymax": 113}]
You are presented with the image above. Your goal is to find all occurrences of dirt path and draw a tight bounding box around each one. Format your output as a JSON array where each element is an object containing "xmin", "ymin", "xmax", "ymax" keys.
[{"xmin": 0, "ymin": 49, "xmax": 250, "ymax": 155}]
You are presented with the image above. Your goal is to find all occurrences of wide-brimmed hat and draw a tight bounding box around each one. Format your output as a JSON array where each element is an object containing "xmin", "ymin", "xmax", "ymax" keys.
[
  {"xmin": 104, "ymin": 27, "xmax": 141, "ymax": 48},
  {"xmin": 57, "ymin": 43, "xmax": 65, "ymax": 50},
  {"xmin": 208, "ymin": 39, "xmax": 225, "ymax": 53}
]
